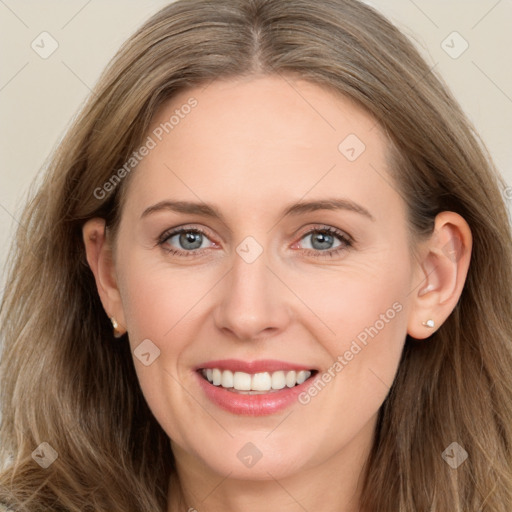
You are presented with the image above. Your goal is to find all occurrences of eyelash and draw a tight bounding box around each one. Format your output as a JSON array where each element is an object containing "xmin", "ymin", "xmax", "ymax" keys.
[{"xmin": 156, "ymin": 225, "xmax": 353, "ymax": 259}]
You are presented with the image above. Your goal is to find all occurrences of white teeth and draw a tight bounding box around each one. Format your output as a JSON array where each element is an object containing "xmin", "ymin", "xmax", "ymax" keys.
[
  {"xmin": 201, "ymin": 368, "xmax": 313, "ymax": 391},
  {"xmin": 221, "ymin": 369, "xmax": 233, "ymax": 388},
  {"xmin": 252, "ymin": 372, "xmax": 272, "ymax": 391},
  {"xmin": 296, "ymin": 370, "xmax": 309, "ymax": 385},
  {"xmin": 271, "ymin": 371, "xmax": 286, "ymax": 390},
  {"xmin": 212, "ymin": 368, "xmax": 222, "ymax": 386},
  {"xmin": 285, "ymin": 370, "xmax": 297, "ymax": 388},
  {"xmin": 233, "ymin": 371, "xmax": 252, "ymax": 390}
]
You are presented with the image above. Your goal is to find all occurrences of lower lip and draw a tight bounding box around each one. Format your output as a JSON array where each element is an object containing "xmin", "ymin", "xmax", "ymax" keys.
[{"xmin": 195, "ymin": 371, "xmax": 317, "ymax": 416}]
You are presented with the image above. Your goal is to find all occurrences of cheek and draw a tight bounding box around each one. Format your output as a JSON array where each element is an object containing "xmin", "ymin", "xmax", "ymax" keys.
[
  {"xmin": 292, "ymin": 254, "xmax": 410, "ymax": 403},
  {"xmin": 290, "ymin": 257, "xmax": 409, "ymax": 345},
  {"xmin": 116, "ymin": 253, "xmax": 205, "ymax": 440},
  {"xmin": 293, "ymin": 275, "xmax": 408, "ymax": 462},
  {"xmin": 117, "ymin": 249, "xmax": 209, "ymax": 341}
]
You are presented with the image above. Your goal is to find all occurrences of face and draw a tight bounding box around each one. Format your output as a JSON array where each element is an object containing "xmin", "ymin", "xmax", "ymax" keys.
[{"xmin": 111, "ymin": 75, "xmax": 418, "ymax": 480}]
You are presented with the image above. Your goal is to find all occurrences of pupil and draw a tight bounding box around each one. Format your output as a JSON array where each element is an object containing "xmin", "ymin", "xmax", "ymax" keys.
[
  {"xmin": 181, "ymin": 231, "xmax": 202, "ymax": 249},
  {"xmin": 313, "ymin": 232, "xmax": 333, "ymax": 250}
]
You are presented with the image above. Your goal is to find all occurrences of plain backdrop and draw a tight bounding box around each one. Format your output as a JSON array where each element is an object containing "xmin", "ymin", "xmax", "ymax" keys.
[{"xmin": 0, "ymin": 0, "xmax": 511, "ymax": 296}]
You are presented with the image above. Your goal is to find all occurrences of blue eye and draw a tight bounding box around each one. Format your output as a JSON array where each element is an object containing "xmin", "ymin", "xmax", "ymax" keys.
[
  {"xmin": 157, "ymin": 225, "xmax": 353, "ymax": 258},
  {"xmin": 158, "ymin": 227, "xmax": 213, "ymax": 257},
  {"xmin": 296, "ymin": 226, "xmax": 352, "ymax": 258}
]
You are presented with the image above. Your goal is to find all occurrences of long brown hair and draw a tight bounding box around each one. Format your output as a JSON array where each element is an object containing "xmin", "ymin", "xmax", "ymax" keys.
[{"xmin": 1, "ymin": 0, "xmax": 511, "ymax": 510}]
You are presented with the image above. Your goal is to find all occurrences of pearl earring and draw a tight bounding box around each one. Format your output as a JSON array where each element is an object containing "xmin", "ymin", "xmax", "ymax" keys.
[
  {"xmin": 422, "ymin": 319, "xmax": 435, "ymax": 328},
  {"xmin": 110, "ymin": 317, "xmax": 123, "ymax": 338}
]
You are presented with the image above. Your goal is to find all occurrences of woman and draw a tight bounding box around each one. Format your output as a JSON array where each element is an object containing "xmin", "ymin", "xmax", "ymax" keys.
[{"xmin": 1, "ymin": 0, "xmax": 511, "ymax": 510}]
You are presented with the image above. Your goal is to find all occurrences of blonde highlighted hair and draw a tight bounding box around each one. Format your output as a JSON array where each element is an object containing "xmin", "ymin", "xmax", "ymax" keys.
[{"xmin": 1, "ymin": 0, "xmax": 511, "ymax": 510}]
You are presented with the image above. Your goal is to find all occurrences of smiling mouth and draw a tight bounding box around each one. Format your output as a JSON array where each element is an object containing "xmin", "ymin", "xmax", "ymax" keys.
[{"xmin": 198, "ymin": 368, "xmax": 318, "ymax": 394}]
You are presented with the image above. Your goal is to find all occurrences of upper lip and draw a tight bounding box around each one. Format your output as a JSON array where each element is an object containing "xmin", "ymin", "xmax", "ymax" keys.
[{"xmin": 195, "ymin": 359, "xmax": 316, "ymax": 374}]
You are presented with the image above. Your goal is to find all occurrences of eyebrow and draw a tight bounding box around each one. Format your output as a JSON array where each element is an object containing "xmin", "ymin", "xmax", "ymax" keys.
[{"xmin": 140, "ymin": 197, "xmax": 375, "ymax": 222}]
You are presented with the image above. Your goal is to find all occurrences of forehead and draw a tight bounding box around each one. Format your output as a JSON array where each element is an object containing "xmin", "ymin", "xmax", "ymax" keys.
[{"xmin": 123, "ymin": 75, "xmax": 401, "ymax": 224}]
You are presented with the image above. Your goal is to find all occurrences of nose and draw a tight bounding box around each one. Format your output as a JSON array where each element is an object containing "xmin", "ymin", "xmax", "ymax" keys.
[{"xmin": 213, "ymin": 244, "xmax": 292, "ymax": 342}]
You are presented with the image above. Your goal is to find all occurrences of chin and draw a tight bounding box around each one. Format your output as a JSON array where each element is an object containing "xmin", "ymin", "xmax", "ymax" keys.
[{"xmin": 192, "ymin": 438, "xmax": 313, "ymax": 481}]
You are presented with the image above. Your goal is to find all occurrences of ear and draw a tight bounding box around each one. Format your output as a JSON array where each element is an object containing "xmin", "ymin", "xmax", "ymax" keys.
[
  {"xmin": 407, "ymin": 211, "xmax": 472, "ymax": 339},
  {"xmin": 82, "ymin": 218, "xmax": 127, "ymax": 336}
]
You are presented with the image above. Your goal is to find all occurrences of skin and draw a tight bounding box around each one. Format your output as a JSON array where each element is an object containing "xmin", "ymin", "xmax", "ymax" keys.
[{"xmin": 83, "ymin": 75, "xmax": 472, "ymax": 512}]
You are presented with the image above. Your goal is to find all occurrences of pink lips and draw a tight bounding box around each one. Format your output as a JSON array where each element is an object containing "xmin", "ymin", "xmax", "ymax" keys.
[{"xmin": 194, "ymin": 359, "xmax": 318, "ymax": 416}]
